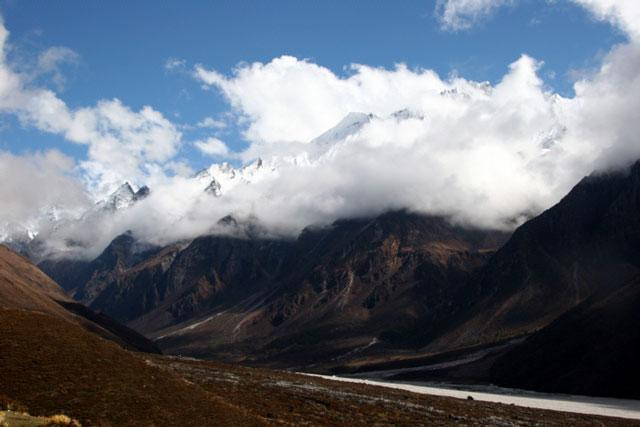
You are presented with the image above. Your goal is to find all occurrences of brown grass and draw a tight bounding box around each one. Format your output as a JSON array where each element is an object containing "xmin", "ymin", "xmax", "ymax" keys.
[
  {"xmin": 0, "ymin": 246, "xmax": 74, "ymax": 319},
  {"xmin": 0, "ymin": 309, "xmax": 260, "ymax": 426},
  {"xmin": 150, "ymin": 356, "xmax": 640, "ymax": 426},
  {"xmin": 2, "ymin": 308, "xmax": 638, "ymax": 426}
]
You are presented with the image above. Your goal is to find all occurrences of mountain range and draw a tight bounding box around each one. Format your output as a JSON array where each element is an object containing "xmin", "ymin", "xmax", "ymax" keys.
[
  {"xmin": 2, "ymin": 111, "xmax": 640, "ymax": 401},
  {"xmin": 0, "ymin": 109, "xmax": 426, "ymax": 262},
  {"xmin": 2, "ymin": 243, "xmax": 612, "ymax": 425},
  {"xmin": 29, "ymin": 160, "xmax": 640, "ymax": 401}
]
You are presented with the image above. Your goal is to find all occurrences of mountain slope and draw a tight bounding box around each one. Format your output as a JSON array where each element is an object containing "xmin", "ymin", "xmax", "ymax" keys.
[
  {"xmin": 0, "ymin": 309, "xmax": 256, "ymax": 426},
  {"xmin": 134, "ymin": 212, "xmax": 507, "ymax": 367},
  {"xmin": 490, "ymin": 275, "xmax": 640, "ymax": 399},
  {"xmin": 40, "ymin": 232, "xmax": 169, "ymax": 300},
  {"xmin": 1, "ymin": 309, "xmax": 619, "ymax": 426},
  {"xmin": 0, "ymin": 244, "xmax": 74, "ymax": 320},
  {"xmin": 427, "ymin": 162, "xmax": 640, "ymax": 352},
  {"xmin": 0, "ymin": 244, "xmax": 159, "ymax": 354},
  {"xmin": 39, "ymin": 211, "xmax": 507, "ymax": 367}
]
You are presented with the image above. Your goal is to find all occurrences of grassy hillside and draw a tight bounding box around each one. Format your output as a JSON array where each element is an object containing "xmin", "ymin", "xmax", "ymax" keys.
[{"xmin": 0, "ymin": 309, "xmax": 258, "ymax": 426}]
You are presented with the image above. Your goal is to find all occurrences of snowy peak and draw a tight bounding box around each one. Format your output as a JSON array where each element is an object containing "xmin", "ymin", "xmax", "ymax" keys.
[
  {"xmin": 99, "ymin": 182, "xmax": 150, "ymax": 212},
  {"xmin": 204, "ymin": 178, "xmax": 222, "ymax": 197},
  {"xmin": 105, "ymin": 182, "xmax": 135, "ymax": 210},
  {"xmin": 198, "ymin": 158, "xmax": 268, "ymax": 197},
  {"xmin": 311, "ymin": 112, "xmax": 374, "ymax": 146},
  {"xmin": 311, "ymin": 109, "xmax": 424, "ymax": 148}
]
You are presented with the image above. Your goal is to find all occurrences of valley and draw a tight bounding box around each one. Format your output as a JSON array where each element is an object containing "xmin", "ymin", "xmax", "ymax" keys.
[
  {"xmin": 2, "ymin": 161, "xmax": 640, "ymax": 424},
  {"xmin": 3, "ymin": 1, "xmax": 640, "ymax": 425}
]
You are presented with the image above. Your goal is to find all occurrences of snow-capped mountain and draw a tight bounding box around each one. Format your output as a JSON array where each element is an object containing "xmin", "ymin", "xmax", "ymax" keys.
[
  {"xmin": 311, "ymin": 112, "xmax": 374, "ymax": 147},
  {"xmin": 0, "ymin": 108, "xmax": 424, "ymax": 254},
  {"xmin": 194, "ymin": 158, "xmax": 271, "ymax": 197},
  {"xmin": 96, "ymin": 182, "xmax": 150, "ymax": 212},
  {"xmin": 190, "ymin": 111, "xmax": 383, "ymax": 197}
]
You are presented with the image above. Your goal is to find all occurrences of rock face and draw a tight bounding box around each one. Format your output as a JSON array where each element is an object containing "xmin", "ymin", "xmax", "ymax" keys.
[
  {"xmin": 40, "ymin": 212, "xmax": 508, "ymax": 366},
  {"xmin": 426, "ymin": 162, "xmax": 640, "ymax": 352},
  {"xmin": 41, "ymin": 233, "xmax": 173, "ymax": 301},
  {"xmin": 230, "ymin": 212, "xmax": 506, "ymax": 366}
]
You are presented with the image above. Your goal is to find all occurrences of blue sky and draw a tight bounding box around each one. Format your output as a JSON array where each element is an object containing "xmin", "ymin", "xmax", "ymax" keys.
[{"xmin": 0, "ymin": 0, "xmax": 625, "ymax": 171}]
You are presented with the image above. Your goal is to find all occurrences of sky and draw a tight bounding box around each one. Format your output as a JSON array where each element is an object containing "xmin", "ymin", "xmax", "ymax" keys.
[
  {"xmin": 0, "ymin": 0, "xmax": 624, "ymax": 166},
  {"xmin": 1, "ymin": 0, "xmax": 640, "ymax": 258}
]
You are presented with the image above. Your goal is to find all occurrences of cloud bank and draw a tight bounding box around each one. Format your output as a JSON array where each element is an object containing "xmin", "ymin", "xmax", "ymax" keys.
[
  {"xmin": 0, "ymin": 150, "xmax": 90, "ymax": 242},
  {"xmin": 0, "ymin": 17, "xmax": 182, "ymax": 197},
  {"xmin": 188, "ymin": 44, "xmax": 640, "ymax": 235},
  {"xmin": 2, "ymin": 1, "xmax": 640, "ymax": 259}
]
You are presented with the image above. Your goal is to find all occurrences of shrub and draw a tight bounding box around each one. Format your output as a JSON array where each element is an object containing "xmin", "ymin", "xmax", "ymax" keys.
[{"xmin": 46, "ymin": 414, "xmax": 81, "ymax": 426}]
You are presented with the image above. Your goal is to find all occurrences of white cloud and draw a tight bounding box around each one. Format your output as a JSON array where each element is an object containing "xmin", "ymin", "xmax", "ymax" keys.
[
  {"xmin": 164, "ymin": 57, "xmax": 186, "ymax": 71},
  {"xmin": 197, "ymin": 116, "xmax": 227, "ymax": 129},
  {"xmin": 195, "ymin": 56, "xmax": 452, "ymax": 144},
  {"xmin": 435, "ymin": 0, "xmax": 640, "ymax": 39},
  {"xmin": 0, "ymin": 150, "xmax": 91, "ymax": 240},
  {"xmin": 188, "ymin": 40, "xmax": 640, "ymax": 234},
  {"xmin": 435, "ymin": 0, "xmax": 515, "ymax": 31},
  {"xmin": 572, "ymin": 0, "xmax": 640, "ymax": 40},
  {"xmin": 194, "ymin": 137, "xmax": 230, "ymax": 157},
  {"xmin": 37, "ymin": 46, "xmax": 79, "ymax": 90},
  {"xmin": 568, "ymin": 42, "xmax": 640, "ymax": 170},
  {"xmin": 0, "ymin": 18, "xmax": 182, "ymax": 196}
]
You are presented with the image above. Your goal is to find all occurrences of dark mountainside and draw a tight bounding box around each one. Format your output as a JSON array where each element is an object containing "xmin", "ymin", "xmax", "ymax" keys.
[
  {"xmin": 1, "ymin": 245, "xmax": 620, "ymax": 426},
  {"xmin": 40, "ymin": 212, "xmax": 509, "ymax": 367},
  {"xmin": 425, "ymin": 161, "xmax": 640, "ymax": 353},
  {"xmin": 0, "ymin": 245, "xmax": 159, "ymax": 354},
  {"xmin": 352, "ymin": 162, "xmax": 640, "ymax": 400},
  {"xmin": 40, "ymin": 232, "xmax": 174, "ymax": 298},
  {"xmin": 490, "ymin": 274, "xmax": 640, "ymax": 399}
]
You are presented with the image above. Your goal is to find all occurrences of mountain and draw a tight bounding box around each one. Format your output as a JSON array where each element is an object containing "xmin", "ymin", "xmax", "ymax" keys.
[
  {"xmin": 490, "ymin": 274, "xmax": 640, "ymax": 399},
  {"xmin": 40, "ymin": 211, "xmax": 508, "ymax": 367},
  {"xmin": 0, "ymin": 244, "xmax": 76, "ymax": 319},
  {"xmin": 0, "ymin": 243, "xmax": 260, "ymax": 424},
  {"xmin": 1, "ymin": 182, "xmax": 152, "ymax": 265},
  {"xmin": 3, "ymin": 246, "xmax": 602, "ymax": 425},
  {"xmin": 347, "ymin": 161, "xmax": 640, "ymax": 400},
  {"xmin": 0, "ymin": 109, "xmax": 429, "ymax": 261},
  {"xmin": 0, "ymin": 244, "xmax": 159, "ymax": 354},
  {"xmin": 97, "ymin": 182, "xmax": 150, "ymax": 212},
  {"xmin": 194, "ymin": 158, "xmax": 269, "ymax": 198},
  {"xmin": 311, "ymin": 112, "xmax": 374, "ymax": 147},
  {"xmin": 48, "ymin": 232, "xmax": 171, "ymax": 302},
  {"xmin": 26, "ymin": 159, "xmax": 640, "ymax": 399},
  {"xmin": 425, "ymin": 161, "xmax": 640, "ymax": 353}
]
